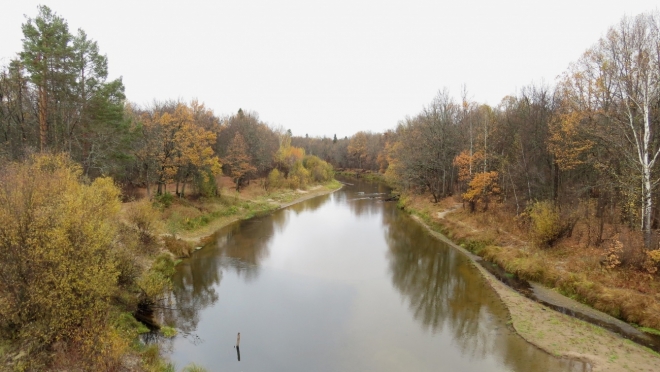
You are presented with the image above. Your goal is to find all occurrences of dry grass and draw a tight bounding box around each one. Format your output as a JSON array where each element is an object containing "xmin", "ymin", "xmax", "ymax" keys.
[{"xmin": 399, "ymin": 192, "xmax": 660, "ymax": 331}]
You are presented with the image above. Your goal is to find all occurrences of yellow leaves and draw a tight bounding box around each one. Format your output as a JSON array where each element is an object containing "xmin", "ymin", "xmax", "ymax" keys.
[
  {"xmin": 548, "ymin": 111, "xmax": 593, "ymax": 170},
  {"xmin": 348, "ymin": 131, "xmax": 368, "ymax": 166},
  {"xmin": 135, "ymin": 101, "xmax": 222, "ymax": 192},
  {"xmin": 0, "ymin": 154, "xmax": 122, "ymax": 349},
  {"xmin": 603, "ymin": 235, "xmax": 624, "ymax": 269}
]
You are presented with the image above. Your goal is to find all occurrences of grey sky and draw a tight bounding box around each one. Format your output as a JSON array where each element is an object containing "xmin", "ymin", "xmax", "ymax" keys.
[{"xmin": 1, "ymin": 1, "xmax": 658, "ymax": 138}]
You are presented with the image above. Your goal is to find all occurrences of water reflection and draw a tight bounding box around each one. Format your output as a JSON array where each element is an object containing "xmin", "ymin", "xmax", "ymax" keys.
[
  {"xmin": 161, "ymin": 194, "xmax": 332, "ymax": 335},
  {"xmin": 383, "ymin": 200, "xmax": 589, "ymax": 372},
  {"xmin": 162, "ymin": 251, "xmax": 222, "ymax": 334},
  {"xmin": 163, "ymin": 179, "xmax": 589, "ymax": 372},
  {"xmin": 336, "ymin": 181, "xmax": 390, "ymax": 218}
]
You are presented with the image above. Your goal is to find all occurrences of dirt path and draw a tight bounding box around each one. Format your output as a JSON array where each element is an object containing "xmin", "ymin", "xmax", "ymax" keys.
[{"xmin": 412, "ymin": 212, "xmax": 660, "ymax": 372}]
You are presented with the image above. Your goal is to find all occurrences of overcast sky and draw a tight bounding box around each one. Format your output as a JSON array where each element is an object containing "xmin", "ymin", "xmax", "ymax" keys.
[{"xmin": 1, "ymin": 1, "xmax": 658, "ymax": 138}]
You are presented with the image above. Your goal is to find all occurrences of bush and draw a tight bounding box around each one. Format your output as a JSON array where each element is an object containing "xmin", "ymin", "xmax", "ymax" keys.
[
  {"xmin": 303, "ymin": 155, "xmax": 334, "ymax": 183},
  {"xmin": 267, "ymin": 168, "xmax": 283, "ymax": 190},
  {"xmin": 528, "ymin": 201, "xmax": 574, "ymax": 247},
  {"xmin": 0, "ymin": 154, "xmax": 124, "ymax": 367},
  {"xmin": 163, "ymin": 235, "xmax": 194, "ymax": 257},
  {"xmin": 462, "ymin": 171, "xmax": 500, "ymax": 211},
  {"xmin": 126, "ymin": 198, "xmax": 159, "ymax": 244},
  {"xmin": 183, "ymin": 363, "xmax": 210, "ymax": 372},
  {"xmin": 137, "ymin": 253, "xmax": 175, "ymax": 306},
  {"xmin": 194, "ymin": 170, "xmax": 219, "ymax": 197},
  {"xmin": 288, "ymin": 161, "xmax": 310, "ymax": 189},
  {"xmin": 154, "ymin": 192, "xmax": 175, "ymax": 208}
]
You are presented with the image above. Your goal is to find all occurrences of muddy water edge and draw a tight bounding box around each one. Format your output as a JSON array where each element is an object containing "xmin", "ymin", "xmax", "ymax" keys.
[{"xmin": 157, "ymin": 179, "xmax": 589, "ymax": 371}]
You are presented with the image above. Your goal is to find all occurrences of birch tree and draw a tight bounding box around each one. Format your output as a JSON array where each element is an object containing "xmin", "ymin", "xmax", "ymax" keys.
[{"xmin": 579, "ymin": 13, "xmax": 660, "ymax": 247}]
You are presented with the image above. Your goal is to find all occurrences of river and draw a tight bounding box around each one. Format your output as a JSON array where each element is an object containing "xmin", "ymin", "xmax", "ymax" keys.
[{"xmin": 159, "ymin": 179, "xmax": 588, "ymax": 371}]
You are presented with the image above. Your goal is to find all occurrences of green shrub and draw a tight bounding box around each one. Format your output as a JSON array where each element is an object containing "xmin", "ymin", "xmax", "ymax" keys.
[
  {"xmin": 137, "ymin": 253, "xmax": 175, "ymax": 304},
  {"xmin": 222, "ymin": 205, "xmax": 239, "ymax": 216},
  {"xmin": 154, "ymin": 192, "xmax": 174, "ymax": 208},
  {"xmin": 288, "ymin": 161, "xmax": 310, "ymax": 189},
  {"xmin": 115, "ymin": 312, "xmax": 149, "ymax": 336},
  {"xmin": 302, "ymin": 155, "xmax": 334, "ymax": 183},
  {"xmin": 194, "ymin": 170, "xmax": 219, "ymax": 197},
  {"xmin": 160, "ymin": 326, "xmax": 177, "ymax": 338}
]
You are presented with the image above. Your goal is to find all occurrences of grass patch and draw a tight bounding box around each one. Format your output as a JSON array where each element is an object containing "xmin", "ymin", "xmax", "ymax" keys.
[
  {"xmin": 182, "ymin": 363, "xmax": 209, "ymax": 372},
  {"xmin": 638, "ymin": 327, "xmax": 660, "ymax": 336},
  {"xmin": 115, "ymin": 312, "xmax": 150, "ymax": 335},
  {"xmin": 161, "ymin": 326, "xmax": 177, "ymax": 338}
]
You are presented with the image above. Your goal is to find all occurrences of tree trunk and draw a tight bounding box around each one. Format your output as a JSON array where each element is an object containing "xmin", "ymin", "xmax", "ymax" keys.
[{"xmin": 38, "ymin": 79, "xmax": 47, "ymax": 152}]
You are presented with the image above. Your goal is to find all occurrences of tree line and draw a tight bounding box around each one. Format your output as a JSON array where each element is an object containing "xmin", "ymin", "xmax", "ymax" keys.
[
  {"xmin": 297, "ymin": 11, "xmax": 660, "ymax": 250},
  {"xmin": 0, "ymin": 6, "xmax": 334, "ymax": 197}
]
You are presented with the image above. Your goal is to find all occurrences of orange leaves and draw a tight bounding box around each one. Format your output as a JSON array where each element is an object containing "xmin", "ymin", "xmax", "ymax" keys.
[
  {"xmin": 462, "ymin": 171, "xmax": 501, "ymax": 211},
  {"xmin": 453, "ymin": 150, "xmax": 484, "ymax": 182}
]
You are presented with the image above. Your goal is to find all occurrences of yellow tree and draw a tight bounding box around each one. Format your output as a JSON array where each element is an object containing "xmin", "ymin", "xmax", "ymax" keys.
[
  {"xmin": 174, "ymin": 123, "xmax": 221, "ymax": 196},
  {"xmin": 274, "ymin": 132, "xmax": 305, "ymax": 176},
  {"xmin": 547, "ymin": 111, "xmax": 593, "ymax": 171},
  {"xmin": 224, "ymin": 132, "xmax": 256, "ymax": 191},
  {"xmin": 453, "ymin": 150, "xmax": 484, "ymax": 184},
  {"xmin": 0, "ymin": 154, "xmax": 122, "ymax": 364},
  {"xmin": 132, "ymin": 101, "xmax": 222, "ymax": 197},
  {"xmin": 347, "ymin": 131, "xmax": 368, "ymax": 169}
]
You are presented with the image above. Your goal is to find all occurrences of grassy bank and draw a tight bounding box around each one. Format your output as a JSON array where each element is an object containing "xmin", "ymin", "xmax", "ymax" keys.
[
  {"xmin": 141, "ymin": 178, "xmax": 342, "ymax": 248},
  {"xmin": 398, "ymin": 193, "xmax": 660, "ymax": 371},
  {"xmin": 335, "ymin": 169, "xmax": 385, "ymax": 182}
]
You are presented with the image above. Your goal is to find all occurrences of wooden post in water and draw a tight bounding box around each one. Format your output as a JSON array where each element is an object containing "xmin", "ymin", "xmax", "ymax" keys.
[{"xmin": 235, "ymin": 332, "xmax": 241, "ymax": 361}]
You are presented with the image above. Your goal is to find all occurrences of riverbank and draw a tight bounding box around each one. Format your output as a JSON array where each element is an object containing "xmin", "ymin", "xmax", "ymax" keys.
[
  {"xmin": 403, "ymin": 195, "xmax": 660, "ymax": 372},
  {"xmin": 121, "ymin": 177, "xmax": 342, "ymax": 247},
  {"xmin": 166, "ymin": 179, "xmax": 342, "ymax": 245}
]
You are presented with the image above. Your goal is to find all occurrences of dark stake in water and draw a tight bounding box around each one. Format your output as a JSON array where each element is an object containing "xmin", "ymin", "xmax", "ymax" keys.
[{"xmin": 159, "ymin": 180, "xmax": 589, "ymax": 371}]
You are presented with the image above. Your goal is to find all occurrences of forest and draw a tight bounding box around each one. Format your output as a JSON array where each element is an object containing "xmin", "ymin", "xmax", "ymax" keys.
[
  {"xmin": 297, "ymin": 11, "xmax": 660, "ymax": 253},
  {"xmin": 1, "ymin": 4, "xmax": 660, "ymax": 372}
]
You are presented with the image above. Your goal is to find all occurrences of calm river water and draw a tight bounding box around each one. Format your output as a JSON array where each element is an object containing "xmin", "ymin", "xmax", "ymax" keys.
[{"xmin": 161, "ymin": 180, "xmax": 587, "ymax": 371}]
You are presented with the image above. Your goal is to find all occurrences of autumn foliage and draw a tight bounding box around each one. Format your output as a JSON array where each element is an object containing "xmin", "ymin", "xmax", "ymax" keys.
[
  {"xmin": 223, "ymin": 132, "xmax": 257, "ymax": 191},
  {"xmin": 0, "ymin": 154, "xmax": 125, "ymax": 368},
  {"xmin": 462, "ymin": 171, "xmax": 501, "ymax": 212}
]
